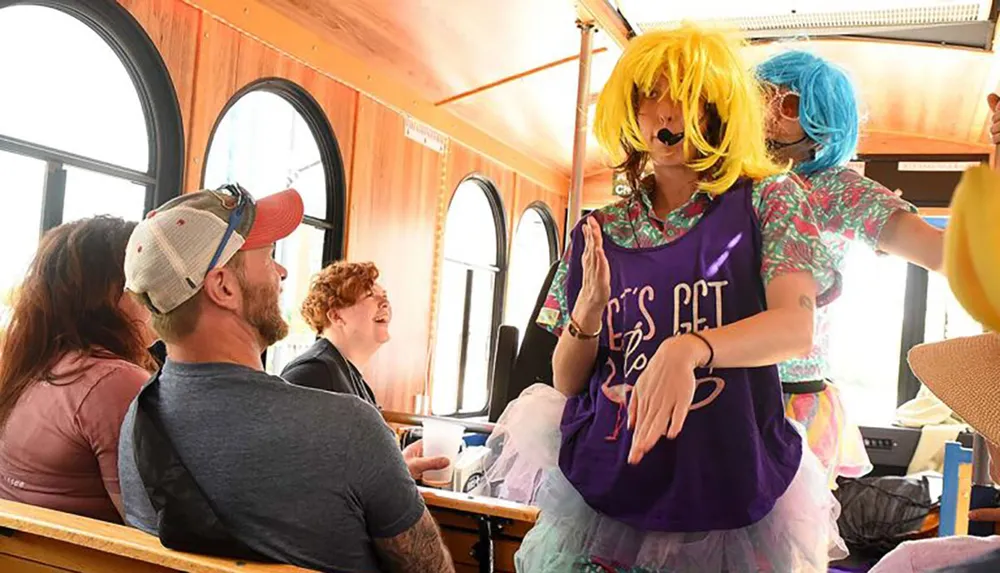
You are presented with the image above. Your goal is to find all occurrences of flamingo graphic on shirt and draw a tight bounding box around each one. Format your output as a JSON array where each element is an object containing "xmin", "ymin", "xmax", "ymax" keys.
[{"xmin": 600, "ymin": 358, "xmax": 631, "ymax": 441}]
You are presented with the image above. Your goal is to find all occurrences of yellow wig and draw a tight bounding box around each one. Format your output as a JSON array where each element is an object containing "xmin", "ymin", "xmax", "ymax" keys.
[{"xmin": 594, "ymin": 23, "xmax": 785, "ymax": 195}]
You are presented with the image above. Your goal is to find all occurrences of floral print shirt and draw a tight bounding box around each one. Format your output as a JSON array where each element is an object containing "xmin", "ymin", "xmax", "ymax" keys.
[
  {"xmin": 778, "ymin": 165, "xmax": 916, "ymax": 382},
  {"xmin": 535, "ymin": 174, "xmax": 841, "ymax": 338}
]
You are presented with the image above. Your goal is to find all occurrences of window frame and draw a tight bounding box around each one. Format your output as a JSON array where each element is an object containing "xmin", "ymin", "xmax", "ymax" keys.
[
  {"xmin": 523, "ymin": 200, "xmax": 561, "ymax": 264},
  {"xmin": 896, "ymin": 263, "xmax": 929, "ymax": 406},
  {"xmin": 501, "ymin": 200, "xmax": 560, "ymax": 340},
  {"xmin": 435, "ymin": 175, "xmax": 508, "ymax": 418},
  {"xmin": 201, "ymin": 77, "xmax": 347, "ymax": 265},
  {"xmin": 201, "ymin": 78, "xmax": 347, "ymax": 374},
  {"xmin": 0, "ymin": 0, "xmax": 185, "ymax": 231}
]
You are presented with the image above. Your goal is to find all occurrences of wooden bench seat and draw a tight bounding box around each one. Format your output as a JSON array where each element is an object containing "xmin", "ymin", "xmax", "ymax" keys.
[
  {"xmin": 0, "ymin": 489, "xmax": 538, "ymax": 573},
  {"xmin": 0, "ymin": 498, "xmax": 309, "ymax": 572}
]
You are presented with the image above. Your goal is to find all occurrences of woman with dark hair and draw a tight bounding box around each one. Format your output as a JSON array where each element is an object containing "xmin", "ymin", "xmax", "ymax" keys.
[{"xmin": 0, "ymin": 216, "xmax": 156, "ymax": 522}]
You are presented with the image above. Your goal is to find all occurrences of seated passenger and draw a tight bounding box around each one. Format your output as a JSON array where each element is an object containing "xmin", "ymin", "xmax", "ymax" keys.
[
  {"xmin": 117, "ymin": 185, "xmax": 453, "ymax": 572},
  {"xmin": 282, "ymin": 261, "xmax": 389, "ymax": 405},
  {"xmin": 0, "ymin": 216, "xmax": 156, "ymax": 522},
  {"xmin": 281, "ymin": 261, "xmax": 450, "ymax": 481}
]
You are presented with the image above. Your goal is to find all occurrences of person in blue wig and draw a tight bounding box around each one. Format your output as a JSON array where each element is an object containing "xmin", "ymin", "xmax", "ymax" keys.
[{"xmin": 757, "ymin": 50, "xmax": 950, "ymax": 488}]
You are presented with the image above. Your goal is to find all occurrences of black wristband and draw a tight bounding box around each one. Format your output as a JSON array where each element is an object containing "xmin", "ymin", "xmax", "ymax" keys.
[{"xmin": 688, "ymin": 331, "xmax": 714, "ymax": 368}]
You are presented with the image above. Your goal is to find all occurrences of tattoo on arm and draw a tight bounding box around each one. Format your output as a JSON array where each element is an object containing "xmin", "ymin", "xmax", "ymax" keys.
[
  {"xmin": 373, "ymin": 509, "xmax": 454, "ymax": 573},
  {"xmin": 798, "ymin": 295, "xmax": 814, "ymax": 311}
]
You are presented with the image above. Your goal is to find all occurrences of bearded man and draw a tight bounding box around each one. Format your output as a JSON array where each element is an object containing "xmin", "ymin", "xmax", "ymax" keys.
[{"xmin": 117, "ymin": 185, "xmax": 453, "ymax": 573}]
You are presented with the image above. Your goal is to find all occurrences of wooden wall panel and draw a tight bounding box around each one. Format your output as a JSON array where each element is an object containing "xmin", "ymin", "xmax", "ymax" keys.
[
  {"xmin": 180, "ymin": 17, "xmax": 358, "ymax": 194},
  {"xmin": 582, "ymin": 170, "xmax": 614, "ymax": 210},
  {"xmin": 347, "ymin": 96, "xmax": 443, "ymax": 412},
  {"xmin": 183, "ymin": 15, "xmax": 240, "ymax": 191},
  {"xmin": 120, "ymin": 0, "xmax": 200, "ymax": 158},
  {"xmin": 302, "ymin": 67, "xmax": 359, "ymax": 189},
  {"xmin": 229, "ymin": 32, "xmax": 360, "ymax": 195},
  {"xmin": 550, "ymin": 192, "xmax": 568, "ymax": 251},
  {"xmin": 118, "ymin": 0, "xmax": 568, "ymax": 411},
  {"xmin": 233, "ymin": 31, "xmax": 292, "ymax": 86},
  {"xmin": 859, "ymin": 132, "xmax": 991, "ymax": 156}
]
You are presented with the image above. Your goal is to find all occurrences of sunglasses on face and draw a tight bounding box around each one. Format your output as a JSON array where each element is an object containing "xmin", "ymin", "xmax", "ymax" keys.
[
  {"xmin": 762, "ymin": 83, "xmax": 801, "ymax": 122},
  {"xmin": 205, "ymin": 183, "xmax": 255, "ymax": 277}
]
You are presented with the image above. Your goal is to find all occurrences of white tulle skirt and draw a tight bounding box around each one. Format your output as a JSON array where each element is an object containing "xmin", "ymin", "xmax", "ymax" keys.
[{"xmin": 484, "ymin": 384, "xmax": 848, "ymax": 573}]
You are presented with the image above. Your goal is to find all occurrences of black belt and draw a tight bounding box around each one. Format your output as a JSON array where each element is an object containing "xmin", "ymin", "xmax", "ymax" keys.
[{"xmin": 782, "ymin": 379, "xmax": 828, "ymax": 394}]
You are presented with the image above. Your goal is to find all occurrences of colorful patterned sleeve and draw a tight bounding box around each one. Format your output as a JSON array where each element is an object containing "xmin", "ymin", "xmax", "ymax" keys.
[
  {"xmin": 753, "ymin": 174, "xmax": 842, "ymax": 307},
  {"xmin": 805, "ymin": 166, "xmax": 917, "ymax": 249},
  {"xmin": 535, "ymin": 243, "xmax": 572, "ymax": 336}
]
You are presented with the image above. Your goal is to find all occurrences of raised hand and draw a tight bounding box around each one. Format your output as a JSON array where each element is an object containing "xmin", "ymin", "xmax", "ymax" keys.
[{"xmin": 572, "ymin": 216, "xmax": 611, "ymax": 330}]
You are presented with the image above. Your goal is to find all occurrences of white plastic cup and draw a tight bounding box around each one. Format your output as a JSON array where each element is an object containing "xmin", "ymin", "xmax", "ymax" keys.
[{"xmin": 421, "ymin": 419, "xmax": 465, "ymax": 486}]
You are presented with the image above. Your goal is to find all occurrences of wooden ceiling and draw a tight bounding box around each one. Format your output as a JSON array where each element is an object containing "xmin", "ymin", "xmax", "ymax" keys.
[{"xmin": 257, "ymin": 0, "xmax": 996, "ymax": 180}]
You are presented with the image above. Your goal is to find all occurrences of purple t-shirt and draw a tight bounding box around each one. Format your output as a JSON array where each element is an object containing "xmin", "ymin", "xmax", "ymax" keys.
[{"xmin": 559, "ymin": 179, "xmax": 802, "ymax": 532}]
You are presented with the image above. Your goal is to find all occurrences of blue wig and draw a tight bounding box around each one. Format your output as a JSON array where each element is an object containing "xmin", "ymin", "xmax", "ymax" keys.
[{"xmin": 756, "ymin": 50, "xmax": 859, "ymax": 176}]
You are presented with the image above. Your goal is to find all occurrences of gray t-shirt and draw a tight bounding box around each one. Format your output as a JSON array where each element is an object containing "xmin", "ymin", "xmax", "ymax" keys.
[{"xmin": 118, "ymin": 360, "xmax": 425, "ymax": 572}]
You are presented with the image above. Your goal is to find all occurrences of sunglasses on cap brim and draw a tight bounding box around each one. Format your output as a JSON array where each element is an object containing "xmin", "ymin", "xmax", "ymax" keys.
[{"xmin": 205, "ymin": 183, "xmax": 256, "ymax": 277}]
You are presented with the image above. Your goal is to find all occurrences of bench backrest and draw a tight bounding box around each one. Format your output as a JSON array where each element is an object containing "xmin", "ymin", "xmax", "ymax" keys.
[
  {"xmin": 0, "ymin": 490, "xmax": 538, "ymax": 573},
  {"xmin": 0, "ymin": 498, "xmax": 310, "ymax": 573}
]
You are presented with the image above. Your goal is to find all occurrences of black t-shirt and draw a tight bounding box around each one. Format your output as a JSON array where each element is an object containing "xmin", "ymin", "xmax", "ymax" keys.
[{"xmin": 280, "ymin": 338, "xmax": 378, "ymax": 407}]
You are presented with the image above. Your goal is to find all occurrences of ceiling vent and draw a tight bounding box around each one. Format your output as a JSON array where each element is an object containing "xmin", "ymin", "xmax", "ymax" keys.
[{"xmin": 615, "ymin": 0, "xmax": 996, "ymax": 45}]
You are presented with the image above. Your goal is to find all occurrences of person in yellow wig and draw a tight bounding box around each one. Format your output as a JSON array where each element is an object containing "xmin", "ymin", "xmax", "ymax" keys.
[{"xmin": 485, "ymin": 23, "xmax": 845, "ymax": 572}]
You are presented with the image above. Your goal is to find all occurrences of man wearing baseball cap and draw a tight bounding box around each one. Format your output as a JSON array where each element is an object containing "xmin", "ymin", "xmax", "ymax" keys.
[{"xmin": 116, "ymin": 184, "xmax": 453, "ymax": 572}]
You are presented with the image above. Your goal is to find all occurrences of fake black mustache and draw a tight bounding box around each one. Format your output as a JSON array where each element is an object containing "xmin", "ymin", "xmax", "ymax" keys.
[{"xmin": 656, "ymin": 128, "xmax": 684, "ymax": 146}]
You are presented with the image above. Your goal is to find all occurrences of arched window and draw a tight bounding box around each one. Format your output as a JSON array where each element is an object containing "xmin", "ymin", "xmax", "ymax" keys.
[
  {"xmin": 503, "ymin": 203, "xmax": 559, "ymax": 345},
  {"xmin": 0, "ymin": 0, "xmax": 183, "ymax": 325},
  {"xmin": 432, "ymin": 177, "xmax": 507, "ymax": 416},
  {"xmin": 203, "ymin": 79, "xmax": 346, "ymax": 375}
]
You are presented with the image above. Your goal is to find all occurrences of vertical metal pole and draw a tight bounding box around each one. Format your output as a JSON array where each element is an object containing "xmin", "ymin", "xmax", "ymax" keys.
[{"xmin": 566, "ymin": 21, "xmax": 595, "ymax": 245}]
